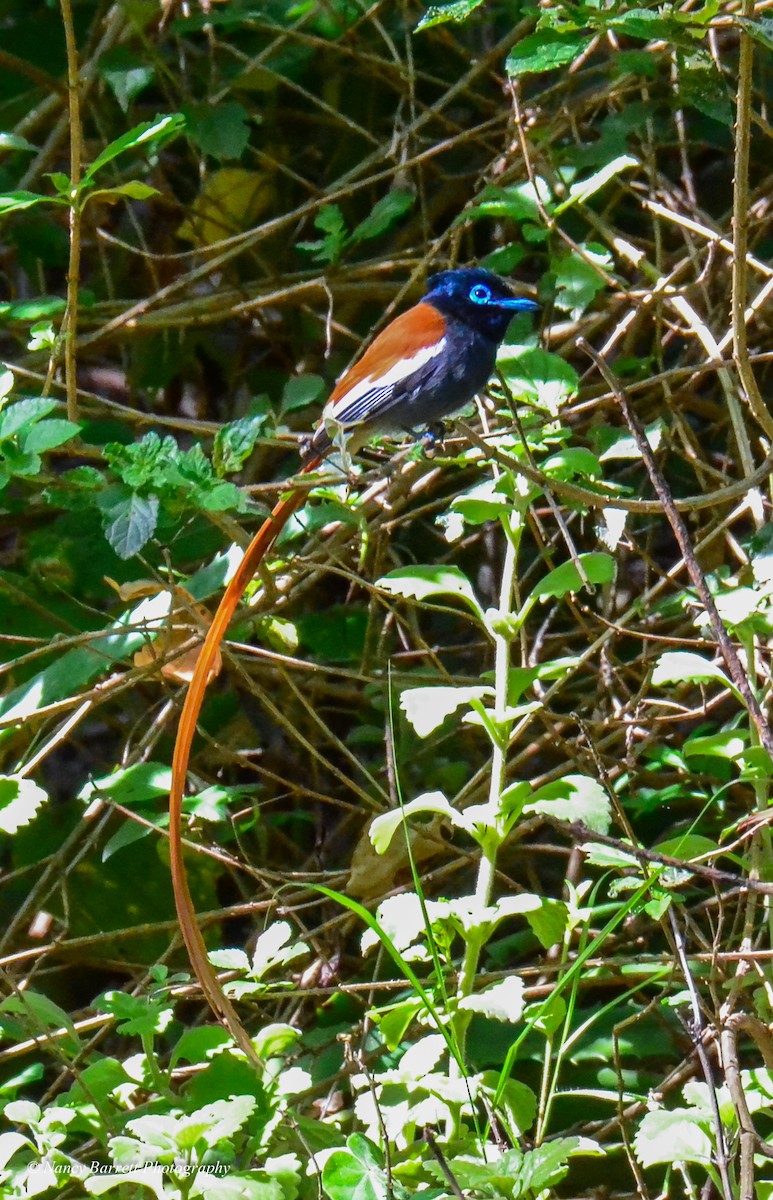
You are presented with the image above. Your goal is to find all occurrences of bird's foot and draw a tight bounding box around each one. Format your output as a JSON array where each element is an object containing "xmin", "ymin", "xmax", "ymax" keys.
[{"xmin": 403, "ymin": 422, "xmax": 447, "ymax": 458}]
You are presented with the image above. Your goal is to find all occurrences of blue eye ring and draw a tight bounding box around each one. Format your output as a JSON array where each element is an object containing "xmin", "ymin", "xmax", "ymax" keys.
[{"xmin": 469, "ymin": 283, "xmax": 491, "ymax": 304}]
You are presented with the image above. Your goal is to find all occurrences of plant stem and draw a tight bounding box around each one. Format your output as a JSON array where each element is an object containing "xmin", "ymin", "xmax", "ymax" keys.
[
  {"xmin": 732, "ymin": 0, "xmax": 773, "ymax": 441},
  {"xmin": 59, "ymin": 0, "xmax": 82, "ymax": 424},
  {"xmin": 455, "ymin": 511, "xmax": 522, "ymax": 1056}
]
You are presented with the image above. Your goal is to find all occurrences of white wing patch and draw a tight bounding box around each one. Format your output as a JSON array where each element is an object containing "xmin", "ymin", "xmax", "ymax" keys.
[{"xmin": 323, "ymin": 339, "xmax": 447, "ymax": 429}]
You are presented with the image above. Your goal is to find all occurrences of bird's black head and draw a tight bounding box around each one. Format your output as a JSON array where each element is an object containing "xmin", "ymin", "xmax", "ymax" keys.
[{"xmin": 425, "ymin": 267, "xmax": 539, "ymax": 342}]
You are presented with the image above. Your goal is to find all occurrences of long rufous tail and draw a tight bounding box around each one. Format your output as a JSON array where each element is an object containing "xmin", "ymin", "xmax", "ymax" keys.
[{"xmin": 169, "ymin": 455, "xmax": 321, "ymax": 1062}]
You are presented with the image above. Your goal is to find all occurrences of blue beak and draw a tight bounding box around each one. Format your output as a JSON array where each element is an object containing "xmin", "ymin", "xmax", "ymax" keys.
[{"xmin": 499, "ymin": 297, "xmax": 540, "ymax": 312}]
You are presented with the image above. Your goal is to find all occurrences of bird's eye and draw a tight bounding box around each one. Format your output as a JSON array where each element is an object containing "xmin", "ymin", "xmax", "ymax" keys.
[{"xmin": 469, "ymin": 284, "xmax": 491, "ymax": 303}]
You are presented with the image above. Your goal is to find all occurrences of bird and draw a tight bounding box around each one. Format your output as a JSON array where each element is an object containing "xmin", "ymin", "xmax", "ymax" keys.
[
  {"xmin": 308, "ymin": 267, "xmax": 539, "ymax": 458},
  {"xmin": 168, "ymin": 267, "xmax": 539, "ymax": 1058}
]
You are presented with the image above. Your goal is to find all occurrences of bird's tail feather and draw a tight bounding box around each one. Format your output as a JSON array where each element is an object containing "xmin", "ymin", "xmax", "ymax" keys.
[{"xmin": 169, "ymin": 455, "xmax": 321, "ymax": 1061}]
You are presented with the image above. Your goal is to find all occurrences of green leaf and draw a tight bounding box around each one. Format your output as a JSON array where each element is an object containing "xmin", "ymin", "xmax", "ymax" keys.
[
  {"xmin": 21, "ymin": 418, "xmax": 80, "ymax": 453},
  {"xmin": 350, "ymin": 190, "xmax": 414, "ymax": 242},
  {"xmin": 80, "ymin": 762, "xmax": 173, "ymax": 806},
  {"xmin": 653, "ymin": 834, "xmax": 719, "ymax": 864},
  {"xmin": 377, "ymin": 564, "xmax": 483, "ymax": 620},
  {"xmin": 83, "ymin": 114, "xmax": 185, "ymax": 183},
  {"xmin": 528, "ymin": 552, "xmax": 616, "ymax": 602},
  {"xmin": 367, "ymin": 792, "xmax": 468, "ymax": 859},
  {"xmin": 0, "ymin": 560, "xmax": 233, "ymax": 726},
  {"xmin": 506, "ymin": 31, "xmax": 593, "ymax": 78},
  {"xmin": 0, "ymin": 190, "xmax": 52, "ymax": 214},
  {"xmin": 552, "ymin": 244, "xmax": 612, "ymax": 317},
  {"xmin": 634, "ymin": 1108, "xmax": 712, "ymax": 1166},
  {"xmin": 498, "ymin": 346, "xmax": 578, "ymax": 415},
  {"xmin": 416, "ymin": 0, "xmax": 487, "ymax": 29},
  {"xmin": 1, "ymin": 991, "xmax": 79, "ymax": 1042},
  {"xmin": 684, "ymin": 730, "xmax": 748, "ymax": 761},
  {"xmin": 526, "ymin": 773, "xmax": 612, "ymax": 835},
  {"xmin": 369, "ymin": 791, "xmax": 463, "ymax": 853},
  {"xmin": 0, "ymin": 1132, "xmax": 31, "ymax": 1170},
  {"xmin": 281, "ymin": 374, "xmax": 325, "ymax": 415},
  {"xmin": 595, "ymin": 418, "xmax": 663, "ymax": 461},
  {"xmin": 0, "ymin": 397, "xmax": 58, "ymax": 440},
  {"xmin": 607, "ymin": 7, "xmax": 682, "ymax": 40},
  {"xmin": 652, "ymin": 651, "xmax": 738, "ymax": 698},
  {"xmin": 102, "ymin": 491, "xmax": 159, "ymax": 559},
  {"xmin": 400, "ymin": 684, "xmax": 493, "ymax": 737},
  {"xmin": 297, "ymin": 204, "xmax": 347, "ymax": 263},
  {"xmin": 4, "ymin": 296, "xmax": 66, "ymax": 321},
  {"xmin": 738, "ymin": 15, "xmax": 773, "ymax": 51},
  {"xmin": 90, "ymin": 180, "xmax": 160, "ymax": 201},
  {"xmin": 583, "ymin": 841, "xmax": 640, "ymax": 869},
  {"xmin": 555, "ymin": 155, "xmax": 638, "ymax": 214},
  {"xmin": 47, "ymin": 171, "xmax": 71, "ymax": 195},
  {"xmin": 0, "ymin": 133, "xmax": 37, "ymax": 152},
  {"xmin": 449, "ymin": 476, "xmax": 515, "ymax": 525},
  {"xmin": 516, "ymin": 1137, "xmax": 603, "ymax": 1193},
  {"xmin": 481, "ymin": 1073, "xmax": 537, "ymax": 1137},
  {"xmin": 1, "ymin": 443, "xmax": 41, "ymax": 477},
  {"xmin": 98, "ymin": 990, "xmax": 174, "ymax": 1038},
  {"xmin": 0, "ymin": 776, "xmax": 48, "ymax": 834},
  {"xmin": 458, "ymin": 976, "xmax": 525, "ymax": 1022},
  {"xmin": 322, "ymin": 1134, "xmax": 389, "ymax": 1200},
  {"xmin": 213, "ymin": 414, "xmax": 264, "ymax": 474},
  {"xmin": 462, "ymin": 181, "xmax": 550, "ymax": 226},
  {"xmin": 250, "ymin": 921, "xmax": 308, "ymax": 979},
  {"xmin": 543, "ymin": 446, "xmax": 602, "ymax": 481},
  {"xmin": 98, "ymin": 47, "xmax": 155, "ymax": 113},
  {"xmin": 676, "ymin": 49, "xmax": 733, "ymax": 125},
  {"xmin": 184, "ymin": 101, "xmax": 250, "ymax": 161}
]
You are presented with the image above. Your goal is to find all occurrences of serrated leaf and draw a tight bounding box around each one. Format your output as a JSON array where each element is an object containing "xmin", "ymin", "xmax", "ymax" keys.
[
  {"xmin": 377, "ymin": 564, "xmax": 483, "ymax": 620},
  {"xmin": 652, "ymin": 651, "xmax": 737, "ymax": 697},
  {"xmin": 370, "ymin": 791, "xmax": 463, "ymax": 854},
  {"xmin": 416, "ymin": 0, "xmax": 487, "ymax": 29},
  {"xmin": 552, "ymin": 244, "xmax": 612, "ymax": 317},
  {"xmin": 677, "ymin": 49, "xmax": 733, "ymax": 124},
  {"xmin": 634, "ymin": 1108, "xmax": 712, "ymax": 1166},
  {"xmin": 103, "ymin": 492, "xmax": 159, "ymax": 559},
  {"xmin": 0, "ymin": 397, "xmax": 58, "ymax": 439},
  {"xmin": 526, "ymin": 774, "xmax": 612, "ymax": 834},
  {"xmin": 213, "ymin": 414, "xmax": 265, "ymax": 474},
  {"xmin": 498, "ymin": 346, "xmax": 578, "ymax": 415},
  {"xmin": 400, "ymin": 684, "xmax": 493, "ymax": 737},
  {"xmin": 0, "ymin": 776, "xmax": 48, "ymax": 834},
  {"xmin": 21, "ymin": 418, "xmax": 80, "ymax": 453},
  {"xmin": 507, "ymin": 31, "xmax": 593, "ymax": 77},
  {"xmin": 458, "ymin": 976, "xmax": 525, "ymax": 1022},
  {"xmin": 98, "ymin": 990, "xmax": 174, "ymax": 1038}
]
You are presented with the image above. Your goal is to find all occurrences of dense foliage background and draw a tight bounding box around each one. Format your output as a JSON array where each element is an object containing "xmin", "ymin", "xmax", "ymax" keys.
[{"xmin": 1, "ymin": 0, "xmax": 773, "ymax": 1196}]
